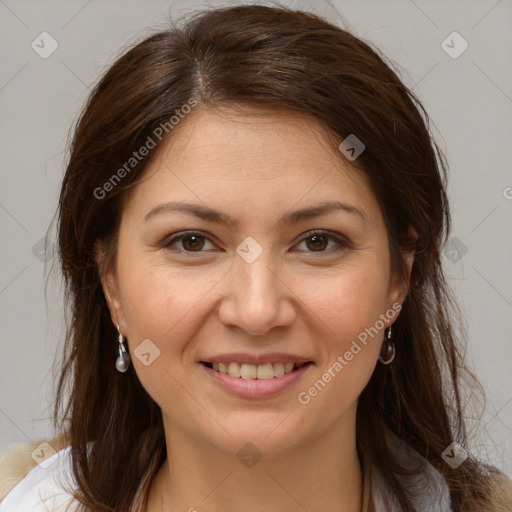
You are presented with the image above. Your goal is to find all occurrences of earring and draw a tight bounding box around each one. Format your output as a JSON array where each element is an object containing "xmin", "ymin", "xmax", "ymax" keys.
[
  {"xmin": 115, "ymin": 324, "xmax": 131, "ymax": 373},
  {"xmin": 379, "ymin": 325, "xmax": 395, "ymax": 365}
]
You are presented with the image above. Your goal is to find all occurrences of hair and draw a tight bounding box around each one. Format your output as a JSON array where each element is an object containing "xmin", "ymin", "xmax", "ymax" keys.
[{"xmin": 52, "ymin": 3, "xmax": 511, "ymax": 511}]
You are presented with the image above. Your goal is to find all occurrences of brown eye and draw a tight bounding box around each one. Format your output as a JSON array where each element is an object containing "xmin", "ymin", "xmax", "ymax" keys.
[
  {"xmin": 305, "ymin": 234, "xmax": 329, "ymax": 251},
  {"xmin": 296, "ymin": 230, "xmax": 350, "ymax": 254},
  {"xmin": 181, "ymin": 234, "xmax": 205, "ymax": 251},
  {"xmin": 162, "ymin": 229, "xmax": 350, "ymax": 255},
  {"xmin": 163, "ymin": 231, "xmax": 214, "ymax": 252}
]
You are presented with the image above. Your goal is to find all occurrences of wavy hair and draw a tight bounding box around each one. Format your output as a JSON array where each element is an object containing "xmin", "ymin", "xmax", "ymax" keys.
[{"xmin": 52, "ymin": 4, "xmax": 511, "ymax": 511}]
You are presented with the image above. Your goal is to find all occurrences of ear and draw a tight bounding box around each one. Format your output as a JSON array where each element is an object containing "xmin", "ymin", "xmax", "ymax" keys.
[
  {"xmin": 387, "ymin": 225, "xmax": 418, "ymax": 311},
  {"xmin": 94, "ymin": 239, "xmax": 127, "ymax": 334}
]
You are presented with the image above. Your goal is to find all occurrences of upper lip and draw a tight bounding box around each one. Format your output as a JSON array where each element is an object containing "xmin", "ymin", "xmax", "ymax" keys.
[{"xmin": 199, "ymin": 352, "xmax": 313, "ymax": 365}]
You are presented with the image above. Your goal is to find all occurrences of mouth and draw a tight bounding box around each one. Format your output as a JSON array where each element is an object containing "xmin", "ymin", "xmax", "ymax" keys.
[
  {"xmin": 199, "ymin": 358, "xmax": 315, "ymax": 399},
  {"xmin": 200, "ymin": 361, "xmax": 313, "ymax": 380}
]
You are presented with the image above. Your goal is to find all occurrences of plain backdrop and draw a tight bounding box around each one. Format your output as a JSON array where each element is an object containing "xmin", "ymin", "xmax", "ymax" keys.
[{"xmin": 1, "ymin": 0, "xmax": 511, "ymax": 477}]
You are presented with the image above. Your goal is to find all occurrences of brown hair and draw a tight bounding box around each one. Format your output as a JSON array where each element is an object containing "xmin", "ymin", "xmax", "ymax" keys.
[{"xmin": 52, "ymin": 4, "xmax": 511, "ymax": 511}]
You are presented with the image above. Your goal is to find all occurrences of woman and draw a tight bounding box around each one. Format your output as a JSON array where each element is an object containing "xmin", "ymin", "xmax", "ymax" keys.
[{"xmin": 0, "ymin": 3, "xmax": 510, "ymax": 511}]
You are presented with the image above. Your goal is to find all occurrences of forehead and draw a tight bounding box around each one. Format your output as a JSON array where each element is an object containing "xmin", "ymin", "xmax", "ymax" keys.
[
  {"xmin": 122, "ymin": 106, "xmax": 381, "ymax": 227},
  {"xmin": 147, "ymin": 106, "xmax": 352, "ymax": 177}
]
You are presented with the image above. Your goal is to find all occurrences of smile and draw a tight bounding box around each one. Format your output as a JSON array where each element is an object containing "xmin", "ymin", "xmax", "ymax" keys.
[
  {"xmin": 199, "ymin": 360, "xmax": 314, "ymax": 399},
  {"xmin": 201, "ymin": 361, "xmax": 310, "ymax": 379}
]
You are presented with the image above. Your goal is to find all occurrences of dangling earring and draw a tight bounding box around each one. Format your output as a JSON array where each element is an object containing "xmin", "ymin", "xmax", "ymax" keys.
[
  {"xmin": 115, "ymin": 324, "xmax": 131, "ymax": 373},
  {"xmin": 379, "ymin": 325, "xmax": 395, "ymax": 365}
]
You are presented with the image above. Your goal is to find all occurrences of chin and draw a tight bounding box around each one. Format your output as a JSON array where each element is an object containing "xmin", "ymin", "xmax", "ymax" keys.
[{"xmin": 201, "ymin": 412, "xmax": 313, "ymax": 458}]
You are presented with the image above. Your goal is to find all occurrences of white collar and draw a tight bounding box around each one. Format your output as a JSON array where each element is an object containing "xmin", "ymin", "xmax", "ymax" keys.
[{"xmin": 371, "ymin": 432, "xmax": 452, "ymax": 511}]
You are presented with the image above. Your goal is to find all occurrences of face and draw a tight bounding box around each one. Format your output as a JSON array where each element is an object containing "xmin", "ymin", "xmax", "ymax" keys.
[{"xmin": 100, "ymin": 106, "xmax": 412, "ymax": 458}]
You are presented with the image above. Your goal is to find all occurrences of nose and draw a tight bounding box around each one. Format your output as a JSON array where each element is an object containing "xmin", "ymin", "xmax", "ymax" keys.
[{"xmin": 217, "ymin": 250, "xmax": 296, "ymax": 336}]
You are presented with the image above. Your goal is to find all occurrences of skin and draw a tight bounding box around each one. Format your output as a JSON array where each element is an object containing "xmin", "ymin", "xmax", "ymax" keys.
[{"xmin": 99, "ymin": 106, "xmax": 415, "ymax": 512}]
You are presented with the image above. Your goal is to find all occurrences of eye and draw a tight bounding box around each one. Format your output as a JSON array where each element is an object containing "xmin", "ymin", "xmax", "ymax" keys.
[
  {"xmin": 162, "ymin": 231, "xmax": 215, "ymax": 253},
  {"xmin": 294, "ymin": 230, "xmax": 350, "ymax": 254},
  {"xmin": 162, "ymin": 229, "xmax": 350, "ymax": 254}
]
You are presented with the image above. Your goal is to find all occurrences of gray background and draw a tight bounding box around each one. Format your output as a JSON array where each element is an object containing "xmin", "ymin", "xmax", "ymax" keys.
[{"xmin": 1, "ymin": 0, "xmax": 511, "ymax": 477}]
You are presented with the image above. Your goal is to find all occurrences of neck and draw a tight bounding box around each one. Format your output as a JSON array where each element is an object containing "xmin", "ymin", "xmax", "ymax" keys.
[{"xmin": 146, "ymin": 412, "xmax": 363, "ymax": 512}]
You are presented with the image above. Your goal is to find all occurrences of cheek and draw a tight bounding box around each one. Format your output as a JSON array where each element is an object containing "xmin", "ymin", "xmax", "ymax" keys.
[
  {"xmin": 300, "ymin": 258, "xmax": 390, "ymax": 343},
  {"xmin": 115, "ymin": 261, "xmax": 216, "ymax": 413},
  {"xmin": 292, "ymin": 261, "xmax": 388, "ymax": 411},
  {"xmin": 118, "ymin": 254, "xmax": 219, "ymax": 342}
]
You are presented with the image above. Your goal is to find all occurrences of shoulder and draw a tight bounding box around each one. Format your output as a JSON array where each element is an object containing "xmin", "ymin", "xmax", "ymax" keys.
[
  {"xmin": 372, "ymin": 431, "xmax": 512, "ymax": 512},
  {"xmin": 372, "ymin": 432, "xmax": 453, "ymax": 512},
  {"xmin": 0, "ymin": 436, "xmax": 79, "ymax": 512}
]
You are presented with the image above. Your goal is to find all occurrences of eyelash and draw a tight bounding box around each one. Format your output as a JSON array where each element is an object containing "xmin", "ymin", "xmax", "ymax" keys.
[{"xmin": 162, "ymin": 229, "xmax": 351, "ymax": 255}]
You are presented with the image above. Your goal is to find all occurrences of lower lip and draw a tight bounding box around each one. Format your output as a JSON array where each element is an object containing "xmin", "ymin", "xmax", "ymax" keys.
[{"xmin": 199, "ymin": 362, "xmax": 314, "ymax": 399}]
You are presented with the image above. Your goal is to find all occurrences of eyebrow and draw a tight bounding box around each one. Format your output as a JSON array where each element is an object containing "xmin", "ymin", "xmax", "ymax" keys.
[{"xmin": 143, "ymin": 200, "xmax": 368, "ymax": 227}]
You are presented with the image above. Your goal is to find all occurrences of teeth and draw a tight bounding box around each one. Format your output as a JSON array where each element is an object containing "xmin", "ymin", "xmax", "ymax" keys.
[
  {"xmin": 256, "ymin": 363, "xmax": 274, "ymax": 380},
  {"xmin": 240, "ymin": 363, "xmax": 257, "ymax": 379},
  {"xmin": 273, "ymin": 362, "xmax": 285, "ymax": 377},
  {"xmin": 228, "ymin": 362, "xmax": 241, "ymax": 378},
  {"xmin": 209, "ymin": 361, "xmax": 303, "ymax": 379}
]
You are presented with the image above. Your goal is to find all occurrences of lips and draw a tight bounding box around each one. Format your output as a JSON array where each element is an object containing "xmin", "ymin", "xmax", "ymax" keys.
[{"xmin": 199, "ymin": 359, "xmax": 314, "ymax": 398}]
